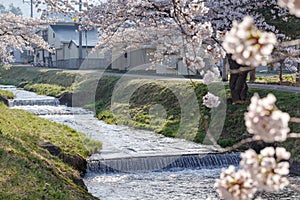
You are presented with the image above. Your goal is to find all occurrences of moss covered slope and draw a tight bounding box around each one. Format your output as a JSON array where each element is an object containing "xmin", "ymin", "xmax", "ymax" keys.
[{"xmin": 0, "ymin": 103, "xmax": 100, "ymax": 199}]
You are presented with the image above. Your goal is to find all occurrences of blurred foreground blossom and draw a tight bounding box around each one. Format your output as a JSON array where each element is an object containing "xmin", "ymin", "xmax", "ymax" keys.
[
  {"xmin": 240, "ymin": 147, "xmax": 290, "ymax": 192},
  {"xmin": 216, "ymin": 147, "xmax": 290, "ymax": 199},
  {"xmin": 215, "ymin": 165, "xmax": 256, "ymax": 200},
  {"xmin": 222, "ymin": 16, "xmax": 277, "ymax": 67},
  {"xmin": 244, "ymin": 93, "xmax": 290, "ymax": 142},
  {"xmin": 278, "ymin": 0, "xmax": 300, "ymax": 17},
  {"xmin": 202, "ymin": 92, "xmax": 220, "ymax": 108}
]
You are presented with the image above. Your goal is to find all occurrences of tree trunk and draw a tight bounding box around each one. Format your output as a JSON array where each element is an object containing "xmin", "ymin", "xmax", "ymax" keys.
[
  {"xmin": 296, "ymin": 62, "xmax": 300, "ymax": 86},
  {"xmin": 229, "ymin": 71, "xmax": 248, "ymax": 103},
  {"xmin": 249, "ymin": 69, "xmax": 256, "ymax": 83},
  {"xmin": 279, "ymin": 60, "xmax": 283, "ymax": 84},
  {"xmin": 222, "ymin": 58, "xmax": 229, "ymax": 81},
  {"xmin": 227, "ymin": 55, "xmax": 249, "ymax": 104}
]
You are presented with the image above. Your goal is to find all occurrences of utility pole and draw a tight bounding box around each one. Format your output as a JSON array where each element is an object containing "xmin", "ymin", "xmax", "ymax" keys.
[
  {"xmin": 23, "ymin": 0, "xmax": 33, "ymax": 17},
  {"xmin": 22, "ymin": 0, "xmax": 34, "ymax": 65},
  {"xmin": 30, "ymin": 0, "xmax": 33, "ymax": 18},
  {"xmin": 78, "ymin": 0, "xmax": 83, "ymax": 65}
]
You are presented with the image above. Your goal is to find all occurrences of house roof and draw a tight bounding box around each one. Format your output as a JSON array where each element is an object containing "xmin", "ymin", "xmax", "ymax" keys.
[
  {"xmin": 50, "ymin": 25, "xmax": 99, "ymax": 47},
  {"xmin": 41, "ymin": 12, "xmax": 76, "ymax": 23},
  {"xmin": 68, "ymin": 40, "xmax": 96, "ymax": 48}
]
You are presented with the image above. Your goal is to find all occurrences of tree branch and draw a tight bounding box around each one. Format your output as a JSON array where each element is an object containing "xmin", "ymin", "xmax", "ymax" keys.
[
  {"xmin": 290, "ymin": 117, "xmax": 300, "ymax": 124},
  {"xmin": 217, "ymin": 136, "xmax": 261, "ymax": 153}
]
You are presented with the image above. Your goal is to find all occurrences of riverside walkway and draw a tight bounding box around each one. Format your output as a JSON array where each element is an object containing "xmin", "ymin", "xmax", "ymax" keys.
[{"xmin": 13, "ymin": 65, "xmax": 300, "ymax": 93}]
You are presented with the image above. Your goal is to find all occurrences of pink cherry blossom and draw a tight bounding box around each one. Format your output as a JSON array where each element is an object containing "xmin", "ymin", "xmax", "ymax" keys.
[
  {"xmin": 222, "ymin": 16, "xmax": 277, "ymax": 67},
  {"xmin": 240, "ymin": 147, "xmax": 290, "ymax": 192},
  {"xmin": 215, "ymin": 165, "xmax": 257, "ymax": 200},
  {"xmin": 244, "ymin": 93, "xmax": 290, "ymax": 142},
  {"xmin": 278, "ymin": 0, "xmax": 300, "ymax": 17},
  {"xmin": 202, "ymin": 92, "xmax": 220, "ymax": 108}
]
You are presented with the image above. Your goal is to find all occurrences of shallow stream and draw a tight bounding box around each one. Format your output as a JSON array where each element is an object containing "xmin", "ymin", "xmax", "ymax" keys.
[{"xmin": 1, "ymin": 85, "xmax": 299, "ymax": 200}]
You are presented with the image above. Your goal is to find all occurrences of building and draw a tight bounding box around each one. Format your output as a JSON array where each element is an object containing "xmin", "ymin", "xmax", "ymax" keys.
[
  {"xmin": 12, "ymin": 49, "xmax": 33, "ymax": 64},
  {"xmin": 111, "ymin": 46, "xmax": 205, "ymax": 75},
  {"xmin": 34, "ymin": 13, "xmax": 111, "ymax": 69}
]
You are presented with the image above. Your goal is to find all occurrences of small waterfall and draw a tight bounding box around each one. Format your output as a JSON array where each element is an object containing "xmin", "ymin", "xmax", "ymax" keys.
[
  {"xmin": 1, "ymin": 85, "xmax": 92, "ymax": 115},
  {"xmin": 88, "ymin": 152, "xmax": 241, "ymax": 173},
  {"xmin": 2, "ymin": 86, "xmax": 60, "ymax": 107},
  {"xmin": 8, "ymin": 98, "xmax": 60, "ymax": 107},
  {"xmin": 11, "ymin": 105, "xmax": 92, "ymax": 115}
]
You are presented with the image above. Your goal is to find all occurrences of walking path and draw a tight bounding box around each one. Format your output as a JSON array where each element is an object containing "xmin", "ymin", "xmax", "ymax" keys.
[
  {"xmin": 248, "ymin": 83, "xmax": 300, "ymax": 93},
  {"xmin": 13, "ymin": 65, "xmax": 300, "ymax": 93}
]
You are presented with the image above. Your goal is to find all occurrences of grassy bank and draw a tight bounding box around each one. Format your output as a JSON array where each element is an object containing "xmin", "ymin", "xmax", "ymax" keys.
[
  {"xmin": 0, "ymin": 89, "xmax": 15, "ymax": 99},
  {"xmin": 0, "ymin": 67, "xmax": 75, "ymax": 98},
  {"xmin": 0, "ymin": 102, "xmax": 101, "ymax": 199},
  {"xmin": 1, "ymin": 66, "xmax": 300, "ymax": 161},
  {"xmin": 94, "ymin": 80, "xmax": 300, "ymax": 158}
]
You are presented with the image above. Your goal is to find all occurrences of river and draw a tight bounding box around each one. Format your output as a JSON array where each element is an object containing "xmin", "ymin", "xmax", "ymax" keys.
[{"xmin": 1, "ymin": 85, "xmax": 299, "ymax": 200}]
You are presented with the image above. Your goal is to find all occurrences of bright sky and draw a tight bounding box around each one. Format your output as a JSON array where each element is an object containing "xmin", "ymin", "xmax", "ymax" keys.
[
  {"xmin": 0, "ymin": 0, "xmax": 95, "ymax": 18},
  {"xmin": 0, "ymin": 0, "xmax": 40, "ymax": 17}
]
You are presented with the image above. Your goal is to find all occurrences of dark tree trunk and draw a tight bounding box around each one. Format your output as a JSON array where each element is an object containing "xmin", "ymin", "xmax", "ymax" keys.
[
  {"xmin": 249, "ymin": 69, "xmax": 256, "ymax": 83},
  {"xmin": 228, "ymin": 55, "xmax": 249, "ymax": 104},
  {"xmin": 279, "ymin": 60, "xmax": 283, "ymax": 84}
]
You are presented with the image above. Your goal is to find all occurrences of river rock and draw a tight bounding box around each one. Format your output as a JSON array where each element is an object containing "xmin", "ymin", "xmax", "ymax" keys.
[
  {"xmin": 40, "ymin": 141, "xmax": 88, "ymax": 176},
  {"xmin": 17, "ymin": 82, "xmax": 28, "ymax": 88},
  {"xmin": 59, "ymin": 153, "xmax": 87, "ymax": 177},
  {"xmin": 73, "ymin": 178, "xmax": 88, "ymax": 191},
  {"xmin": 40, "ymin": 141, "xmax": 88, "ymax": 189},
  {"xmin": 0, "ymin": 96, "xmax": 9, "ymax": 106},
  {"xmin": 59, "ymin": 92, "xmax": 73, "ymax": 107},
  {"xmin": 40, "ymin": 141, "xmax": 61, "ymax": 156}
]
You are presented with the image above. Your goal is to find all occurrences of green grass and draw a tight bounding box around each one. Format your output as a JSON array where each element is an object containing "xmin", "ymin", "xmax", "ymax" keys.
[
  {"xmin": 0, "ymin": 103, "xmax": 101, "ymax": 199},
  {"xmin": 254, "ymin": 74, "xmax": 296, "ymax": 85},
  {"xmin": 1, "ymin": 66, "xmax": 300, "ymax": 161},
  {"xmin": 24, "ymin": 83, "xmax": 68, "ymax": 98},
  {"xmin": 0, "ymin": 67, "xmax": 76, "ymax": 87},
  {"xmin": 0, "ymin": 89, "xmax": 15, "ymax": 99},
  {"xmin": 93, "ymin": 79, "xmax": 300, "ymax": 160}
]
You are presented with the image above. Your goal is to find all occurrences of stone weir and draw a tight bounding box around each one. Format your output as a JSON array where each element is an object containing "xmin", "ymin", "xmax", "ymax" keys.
[
  {"xmin": 6, "ymin": 86, "xmax": 60, "ymax": 107},
  {"xmin": 87, "ymin": 152, "xmax": 241, "ymax": 173}
]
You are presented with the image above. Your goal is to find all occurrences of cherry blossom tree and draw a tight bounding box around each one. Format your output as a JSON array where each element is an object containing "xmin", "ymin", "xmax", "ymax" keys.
[
  {"xmin": 37, "ymin": 0, "xmax": 299, "ymax": 102},
  {"xmin": 0, "ymin": 13, "xmax": 50, "ymax": 65},
  {"xmin": 38, "ymin": 0, "xmax": 300, "ymax": 199}
]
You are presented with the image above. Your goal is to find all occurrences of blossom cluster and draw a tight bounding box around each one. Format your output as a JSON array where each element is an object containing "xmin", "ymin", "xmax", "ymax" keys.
[
  {"xmin": 0, "ymin": 13, "xmax": 50, "ymax": 65},
  {"xmin": 216, "ymin": 147, "xmax": 291, "ymax": 200},
  {"xmin": 202, "ymin": 68, "xmax": 220, "ymax": 84},
  {"xmin": 240, "ymin": 147, "xmax": 290, "ymax": 192},
  {"xmin": 215, "ymin": 165, "xmax": 256, "ymax": 200},
  {"xmin": 202, "ymin": 92, "xmax": 220, "ymax": 108},
  {"xmin": 244, "ymin": 93, "xmax": 290, "ymax": 143},
  {"xmin": 222, "ymin": 16, "xmax": 277, "ymax": 67},
  {"xmin": 278, "ymin": 0, "xmax": 300, "ymax": 17}
]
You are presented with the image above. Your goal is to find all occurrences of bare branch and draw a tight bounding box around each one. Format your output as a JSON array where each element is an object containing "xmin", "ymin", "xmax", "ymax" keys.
[
  {"xmin": 290, "ymin": 118, "xmax": 300, "ymax": 124},
  {"xmin": 217, "ymin": 137, "xmax": 261, "ymax": 153},
  {"xmin": 287, "ymin": 133, "xmax": 300, "ymax": 138},
  {"xmin": 279, "ymin": 39, "xmax": 300, "ymax": 47}
]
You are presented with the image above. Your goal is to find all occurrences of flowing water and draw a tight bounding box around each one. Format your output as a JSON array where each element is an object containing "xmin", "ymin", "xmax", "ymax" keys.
[{"xmin": 2, "ymin": 85, "xmax": 299, "ymax": 200}]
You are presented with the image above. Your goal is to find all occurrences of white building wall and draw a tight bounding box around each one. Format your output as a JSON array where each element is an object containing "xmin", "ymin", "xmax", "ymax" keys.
[
  {"xmin": 68, "ymin": 43, "xmax": 78, "ymax": 59},
  {"xmin": 112, "ymin": 47, "xmax": 128, "ymax": 70},
  {"xmin": 128, "ymin": 49, "xmax": 147, "ymax": 68},
  {"xmin": 48, "ymin": 27, "xmax": 61, "ymax": 50},
  {"xmin": 56, "ymin": 49, "xmax": 64, "ymax": 60}
]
